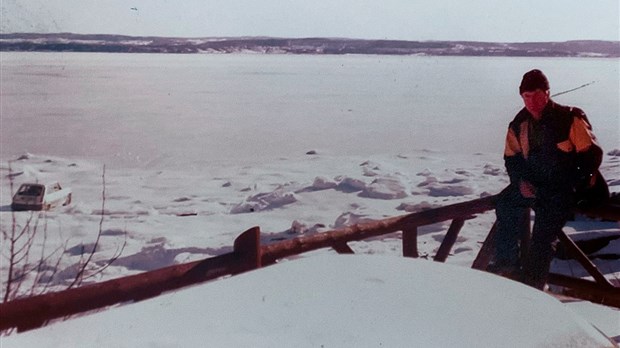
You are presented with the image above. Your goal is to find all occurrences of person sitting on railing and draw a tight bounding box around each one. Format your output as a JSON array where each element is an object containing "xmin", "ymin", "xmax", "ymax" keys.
[{"xmin": 489, "ymin": 69, "xmax": 609, "ymax": 290}]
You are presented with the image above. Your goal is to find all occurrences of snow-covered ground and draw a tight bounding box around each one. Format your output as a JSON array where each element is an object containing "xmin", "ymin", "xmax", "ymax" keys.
[
  {"xmin": 1, "ymin": 150, "xmax": 619, "ymax": 345},
  {"xmin": 1, "ymin": 53, "xmax": 618, "ymax": 345},
  {"xmin": 2, "ymin": 255, "xmax": 617, "ymax": 347}
]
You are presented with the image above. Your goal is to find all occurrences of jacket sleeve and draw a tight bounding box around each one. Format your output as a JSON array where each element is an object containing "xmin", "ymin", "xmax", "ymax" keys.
[
  {"xmin": 503, "ymin": 126, "xmax": 527, "ymax": 185},
  {"xmin": 570, "ymin": 113, "xmax": 603, "ymax": 185}
]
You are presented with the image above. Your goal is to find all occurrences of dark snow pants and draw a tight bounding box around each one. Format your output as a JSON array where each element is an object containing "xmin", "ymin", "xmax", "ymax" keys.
[{"xmin": 494, "ymin": 184, "xmax": 574, "ymax": 289}]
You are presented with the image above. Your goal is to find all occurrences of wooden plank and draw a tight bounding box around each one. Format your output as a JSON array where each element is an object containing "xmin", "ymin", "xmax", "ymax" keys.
[
  {"xmin": 402, "ymin": 224, "xmax": 419, "ymax": 258},
  {"xmin": 433, "ymin": 219, "xmax": 465, "ymax": 262},
  {"xmin": 556, "ymin": 230, "xmax": 615, "ymax": 288},
  {"xmin": 472, "ymin": 221, "xmax": 498, "ymax": 270},
  {"xmin": 547, "ymin": 273, "xmax": 620, "ymax": 309},
  {"xmin": 261, "ymin": 195, "xmax": 498, "ymax": 264}
]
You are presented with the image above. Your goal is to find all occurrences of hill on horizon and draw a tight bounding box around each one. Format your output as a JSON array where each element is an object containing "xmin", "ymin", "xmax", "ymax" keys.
[{"xmin": 1, "ymin": 33, "xmax": 618, "ymax": 57}]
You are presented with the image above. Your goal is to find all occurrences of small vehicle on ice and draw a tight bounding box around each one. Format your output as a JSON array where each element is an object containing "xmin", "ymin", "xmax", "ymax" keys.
[{"xmin": 11, "ymin": 182, "xmax": 72, "ymax": 211}]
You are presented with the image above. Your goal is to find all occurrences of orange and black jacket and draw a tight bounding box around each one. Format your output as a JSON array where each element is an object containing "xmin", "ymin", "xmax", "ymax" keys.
[{"xmin": 503, "ymin": 100, "xmax": 603, "ymax": 194}]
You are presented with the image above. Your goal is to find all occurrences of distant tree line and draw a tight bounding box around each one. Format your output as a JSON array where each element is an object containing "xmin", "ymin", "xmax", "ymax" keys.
[{"xmin": 1, "ymin": 34, "xmax": 618, "ymax": 57}]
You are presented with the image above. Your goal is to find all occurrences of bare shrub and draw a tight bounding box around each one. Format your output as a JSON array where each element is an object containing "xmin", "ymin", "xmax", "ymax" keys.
[{"xmin": 1, "ymin": 162, "xmax": 126, "ymax": 302}]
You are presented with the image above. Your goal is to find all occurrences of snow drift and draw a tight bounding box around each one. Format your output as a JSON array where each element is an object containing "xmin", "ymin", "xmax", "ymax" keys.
[{"xmin": 2, "ymin": 255, "xmax": 615, "ymax": 347}]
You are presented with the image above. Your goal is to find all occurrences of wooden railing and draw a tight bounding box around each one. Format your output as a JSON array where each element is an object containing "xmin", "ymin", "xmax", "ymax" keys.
[{"xmin": 1, "ymin": 194, "xmax": 618, "ymax": 333}]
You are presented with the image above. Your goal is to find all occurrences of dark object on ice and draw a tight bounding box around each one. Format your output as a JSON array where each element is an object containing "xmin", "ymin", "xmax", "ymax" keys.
[{"xmin": 11, "ymin": 182, "xmax": 72, "ymax": 211}]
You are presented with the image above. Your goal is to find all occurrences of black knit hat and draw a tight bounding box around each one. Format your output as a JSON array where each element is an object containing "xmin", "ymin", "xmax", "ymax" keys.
[{"xmin": 519, "ymin": 69, "xmax": 550, "ymax": 94}]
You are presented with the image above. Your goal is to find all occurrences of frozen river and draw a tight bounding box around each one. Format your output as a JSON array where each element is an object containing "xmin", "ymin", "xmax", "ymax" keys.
[{"xmin": 1, "ymin": 52, "xmax": 618, "ymax": 169}]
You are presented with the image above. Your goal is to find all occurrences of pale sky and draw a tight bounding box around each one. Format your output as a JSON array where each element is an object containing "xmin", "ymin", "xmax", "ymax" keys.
[{"xmin": 1, "ymin": 0, "xmax": 619, "ymax": 42}]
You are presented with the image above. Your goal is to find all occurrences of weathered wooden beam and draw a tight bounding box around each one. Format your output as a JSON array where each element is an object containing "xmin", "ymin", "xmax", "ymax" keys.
[
  {"xmin": 556, "ymin": 230, "xmax": 615, "ymax": 288},
  {"xmin": 547, "ymin": 273, "xmax": 620, "ymax": 309},
  {"xmin": 260, "ymin": 217, "xmax": 402, "ymax": 265},
  {"xmin": 0, "ymin": 227, "xmax": 262, "ymax": 332},
  {"xmin": 261, "ymin": 195, "xmax": 499, "ymax": 264},
  {"xmin": 399, "ymin": 195, "xmax": 497, "ymax": 227},
  {"xmin": 472, "ymin": 221, "xmax": 498, "ymax": 270},
  {"xmin": 433, "ymin": 218, "xmax": 465, "ymax": 262},
  {"xmin": 402, "ymin": 224, "xmax": 419, "ymax": 258}
]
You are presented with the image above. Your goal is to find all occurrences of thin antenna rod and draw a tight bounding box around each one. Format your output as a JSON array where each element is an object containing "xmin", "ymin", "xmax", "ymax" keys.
[{"xmin": 551, "ymin": 81, "xmax": 597, "ymax": 98}]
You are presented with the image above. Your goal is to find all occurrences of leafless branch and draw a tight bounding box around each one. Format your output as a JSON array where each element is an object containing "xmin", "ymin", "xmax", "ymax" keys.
[
  {"xmin": 68, "ymin": 165, "xmax": 106, "ymax": 289},
  {"xmin": 2, "ymin": 162, "xmax": 126, "ymax": 303}
]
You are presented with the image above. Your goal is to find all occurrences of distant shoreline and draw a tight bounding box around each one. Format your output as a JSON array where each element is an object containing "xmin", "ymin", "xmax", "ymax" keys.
[{"xmin": 1, "ymin": 33, "xmax": 618, "ymax": 57}]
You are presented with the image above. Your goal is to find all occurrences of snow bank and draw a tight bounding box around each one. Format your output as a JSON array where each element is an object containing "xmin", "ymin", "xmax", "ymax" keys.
[
  {"xmin": 2, "ymin": 255, "xmax": 614, "ymax": 347},
  {"xmin": 230, "ymin": 187, "xmax": 299, "ymax": 214}
]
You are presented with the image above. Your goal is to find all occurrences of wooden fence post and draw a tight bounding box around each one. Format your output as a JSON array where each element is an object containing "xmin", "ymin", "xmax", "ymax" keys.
[
  {"xmin": 234, "ymin": 226, "xmax": 262, "ymax": 269},
  {"xmin": 402, "ymin": 224, "xmax": 419, "ymax": 258}
]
